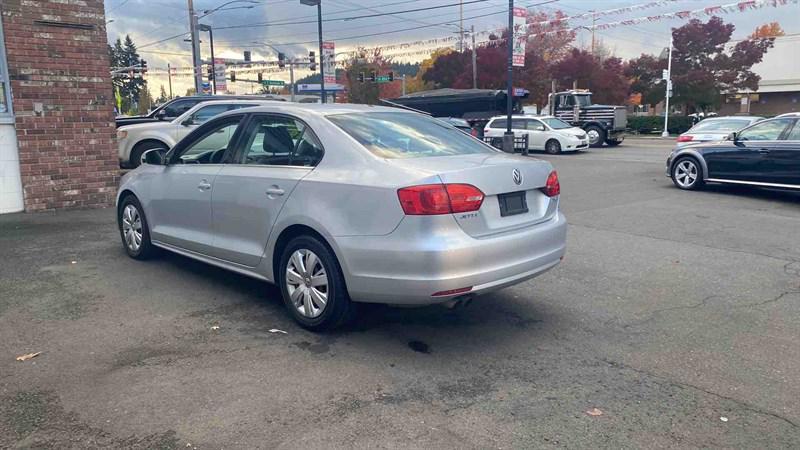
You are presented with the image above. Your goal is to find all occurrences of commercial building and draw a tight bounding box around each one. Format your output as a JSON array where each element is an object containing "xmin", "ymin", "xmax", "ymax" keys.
[{"xmin": 0, "ymin": 0, "xmax": 118, "ymax": 214}]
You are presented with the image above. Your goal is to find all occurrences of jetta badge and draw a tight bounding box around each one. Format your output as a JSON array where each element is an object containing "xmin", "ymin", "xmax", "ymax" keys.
[{"xmin": 512, "ymin": 168, "xmax": 523, "ymax": 185}]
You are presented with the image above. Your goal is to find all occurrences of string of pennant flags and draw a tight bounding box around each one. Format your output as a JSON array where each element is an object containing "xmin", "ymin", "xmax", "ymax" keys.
[{"xmin": 140, "ymin": 0, "xmax": 798, "ymax": 78}]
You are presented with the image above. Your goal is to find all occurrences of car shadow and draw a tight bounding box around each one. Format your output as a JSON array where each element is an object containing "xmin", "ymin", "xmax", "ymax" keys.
[
  {"xmin": 153, "ymin": 249, "xmax": 558, "ymax": 352},
  {"xmin": 661, "ymin": 182, "xmax": 800, "ymax": 203}
]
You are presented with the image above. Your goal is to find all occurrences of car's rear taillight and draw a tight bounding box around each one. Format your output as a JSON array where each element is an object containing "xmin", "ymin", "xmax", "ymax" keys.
[
  {"xmin": 677, "ymin": 135, "xmax": 694, "ymax": 143},
  {"xmin": 397, "ymin": 184, "xmax": 484, "ymax": 215},
  {"xmin": 543, "ymin": 171, "xmax": 560, "ymax": 197},
  {"xmin": 470, "ymin": 128, "xmax": 478, "ymax": 137}
]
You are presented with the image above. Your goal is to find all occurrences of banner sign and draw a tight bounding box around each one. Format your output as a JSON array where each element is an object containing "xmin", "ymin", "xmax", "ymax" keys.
[
  {"xmin": 322, "ymin": 41, "xmax": 336, "ymax": 85},
  {"xmin": 214, "ymin": 58, "xmax": 227, "ymax": 92},
  {"xmin": 512, "ymin": 7, "xmax": 527, "ymax": 67}
]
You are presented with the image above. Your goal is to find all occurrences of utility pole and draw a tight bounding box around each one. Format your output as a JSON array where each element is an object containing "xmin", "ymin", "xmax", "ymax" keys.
[
  {"xmin": 188, "ymin": 0, "xmax": 203, "ymax": 94},
  {"xmin": 316, "ymin": 2, "xmax": 325, "ymax": 103},
  {"xmin": 289, "ymin": 61, "xmax": 296, "ymax": 102},
  {"xmin": 591, "ymin": 11, "xmax": 596, "ymax": 55},
  {"xmin": 503, "ymin": 0, "xmax": 514, "ymax": 153},
  {"xmin": 401, "ymin": 74, "xmax": 406, "ymax": 96},
  {"xmin": 459, "ymin": 0, "xmax": 464, "ymax": 52},
  {"xmin": 661, "ymin": 37, "xmax": 673, "ymax": 138},
  {"xmin": 167, "ymin": 63, "xmax": 173, "ymax": 98},
  {"xmin": 471, "ymin": 24, "xmax": 477, "ymax": 89},
  {"xmin": 199, "ymin": 24, "xmax": 216, "ymax": 94}
]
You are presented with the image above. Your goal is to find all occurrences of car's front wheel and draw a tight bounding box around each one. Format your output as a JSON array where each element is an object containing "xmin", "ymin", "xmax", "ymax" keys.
[
  {"xmin": 671, "ymin": 156, "xmax": 705, "ymax": 191},
  {"xmin": 118, "ymin": 195, "xmax": 156, "ymax": 259},
  {"xmin": 278, "ymin": 235, "xmax": 354, "ymax": 330},
  {"xmin": 586, "ymin": 126, "xmax": 606, "ymax": 148},
  {"xmin": 545, "ymin": 139, "xmax": 562, "ymax": 155}
]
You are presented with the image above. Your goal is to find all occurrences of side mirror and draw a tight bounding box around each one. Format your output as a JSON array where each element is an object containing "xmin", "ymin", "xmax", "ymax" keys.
[
  {"xmin": 143, "ymin": 148, "xmax": 166, "ymax": 165},
  {"xmin": 726, "ymin": 132, "xmax": 737, "ymax": 141},
  {"xmin": 156, "ymin": 110, "xmax": 168, "ymax": 121},
  {"xmin": 181, "ymin": 117, "xmax": 194, "ymax": 127}
]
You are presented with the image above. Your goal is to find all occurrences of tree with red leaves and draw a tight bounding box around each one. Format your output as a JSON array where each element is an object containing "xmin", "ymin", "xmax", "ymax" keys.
[
  {"xmin": 340, "ymin": 48, "xmax": 402, "ymax": 104},
  {"xmin": 550, "ymin": 49, "xmax": 630, "ymax": 105},
  {"xmin": 626, "ymin": 17, "xmax": 774, "ymax": 113}
]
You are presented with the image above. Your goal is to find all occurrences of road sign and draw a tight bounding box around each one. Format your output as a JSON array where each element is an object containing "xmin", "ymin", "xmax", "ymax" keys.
[
  {"xmin": 322, "ymin": 41, "xmax": 336, "ymax": 85},
  {"xmin": 261, "ymin": 80, "xmax": 286, "ymax": 87},
  {"xmin": 375, "ymin": 75, "xmax": 391, "ymax": 83},
  {"xmin": 214, "ymin": 58, "xmax": 227, "ymax": 92},
  {"xmin": 297, "ymin": 83, "xmax": 345, "ymax": 92},
  {"xmin": 662, "ymin": 69, "xmax": 670, "ymax": 80},
  {"xmin": 512, "ymin": 7, "xmax": 527, "ymax": 67}
]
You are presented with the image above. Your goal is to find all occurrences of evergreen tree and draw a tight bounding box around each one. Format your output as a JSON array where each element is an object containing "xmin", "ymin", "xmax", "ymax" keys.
[{"xmin": 109, "ymin": 34, "xmax": 147, "ymax": 113}]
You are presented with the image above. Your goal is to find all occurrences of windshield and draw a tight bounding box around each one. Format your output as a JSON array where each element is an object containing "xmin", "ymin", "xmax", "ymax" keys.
[
  {"xmin": 690, "ymin": 119, "xmax": 753, "ymax": 133},
  {"xmin": 575, "ymin": 95, "xmax": 592, "ymax": 107},
  {"xmin": 541, "ymin": 117, "xmax": 572, "ymax": 130},
  {"xmin": 328, "ymin": 112, "xmax": 494, "ymax": 159}
]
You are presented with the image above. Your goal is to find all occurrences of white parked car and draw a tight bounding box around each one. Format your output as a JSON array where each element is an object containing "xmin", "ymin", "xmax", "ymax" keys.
[
  {"xmin": 483, "ymin": 115, "xmax": 588, "ymax": 154},
  {"xmin": 116, "ymin": 99, "xmax": 272, "ymax": 168}
]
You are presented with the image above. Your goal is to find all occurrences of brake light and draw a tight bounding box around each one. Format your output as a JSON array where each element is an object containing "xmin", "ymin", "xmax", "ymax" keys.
[
  {"xmin": 470, "ymin": 128, "xmax": 478, "ymax": 137},
  {"xmin": 397, "ymin": 184, "xmax": 484, "ymax": 215},
  {"xmin": 543, "ymin": 171, "xmax": 560, "ymax": 197},
  {"xmin": 677, "ymin": 135, "xmax": 694, "ymax": 143}
]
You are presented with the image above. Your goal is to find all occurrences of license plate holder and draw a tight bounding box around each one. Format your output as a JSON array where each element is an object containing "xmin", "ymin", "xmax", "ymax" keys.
[{"xmin": 498, "ymin": 191, "xmax": 528, "ymax": 217}]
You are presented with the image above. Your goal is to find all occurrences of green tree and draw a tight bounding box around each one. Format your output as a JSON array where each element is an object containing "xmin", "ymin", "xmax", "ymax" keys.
[
  {"xmin": 155, "ymin": 85, "xmax": 170, "ymax": 104},
  {"xmin": 109, "ymin": 35, "xmax": 147, "ymax": 113}
]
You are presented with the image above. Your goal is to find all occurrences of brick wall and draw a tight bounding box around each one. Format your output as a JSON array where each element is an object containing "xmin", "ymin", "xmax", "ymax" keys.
[{"xmin": 2, "ymin": 0, "xmax": 118, "ymax": 211}]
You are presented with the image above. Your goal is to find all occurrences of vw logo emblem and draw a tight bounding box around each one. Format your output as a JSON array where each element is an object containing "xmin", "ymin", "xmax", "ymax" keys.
[{"xmin": 512, "ymin": 168, "xmax": 523, "ymax": 185}]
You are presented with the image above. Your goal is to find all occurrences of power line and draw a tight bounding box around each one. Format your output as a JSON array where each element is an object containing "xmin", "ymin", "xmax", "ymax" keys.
[{"xmin": 214, "ymin": 0, "xmax": 491, "ymax": 30}]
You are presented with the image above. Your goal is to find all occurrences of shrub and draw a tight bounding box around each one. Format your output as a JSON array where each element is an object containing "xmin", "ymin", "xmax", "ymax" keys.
[{"xmin": 628, "ymin": 115, "xmax": 693, "ymax": 135}]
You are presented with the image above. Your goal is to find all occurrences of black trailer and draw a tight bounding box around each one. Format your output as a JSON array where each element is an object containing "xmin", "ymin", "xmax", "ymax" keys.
[{"xmin": 387, "ymin": 89, "xmax": 528, "ymax": 137}]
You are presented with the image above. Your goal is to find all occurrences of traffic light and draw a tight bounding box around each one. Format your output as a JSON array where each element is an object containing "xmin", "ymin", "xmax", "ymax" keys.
[
  {"xmin": 357, "ymin": 72, "xmax": 365, "ymax": 83},
  {"xmin": 230, "ymin": 71, "xmax": 236, "ymax": 82},
  {"xmin": 278, "ymin": 52, "xmax": 286, "ymax": 69},
  {"xmin": 257, "ymin": 72, "xmax": 263, "ymax": 83},
  {"xmin": 207, "ymin": 65, "xmax": 213, "ymax": 81},
  {"xmin": 140, "ymin": 59, "xmax": 148, "ymax": 74},
  {"xmin": 368, "ymin": 70, "xmax": 376, "ymax": 82},
  {"xmin": 388, "ymin": 71, "xmax": 394, "ymax": 82},
  {"xmin": 309, "ymin": 51, "xmax": 316, "ymax": 71},
  {"xmin": 244, "ymin": 50, "xmax": 251, "ymax": 62}
]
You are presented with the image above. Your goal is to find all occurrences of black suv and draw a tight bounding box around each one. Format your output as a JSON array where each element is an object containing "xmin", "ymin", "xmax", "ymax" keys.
[{"xmin": 115, "ymin": 94, "xmax": 285, "ymax": 128}]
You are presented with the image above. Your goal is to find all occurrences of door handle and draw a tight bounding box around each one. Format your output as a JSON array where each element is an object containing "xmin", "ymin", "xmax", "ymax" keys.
[
  {"xmin": 266, "ymin": 187, "xmax": 285, "ymax": 197},
  {"xmin": 758, "ymin": 148, "xmax": 770, "ymax": 154},
  {"xmin": 197, "ymin": 180, "xmax": 212, "ymax": 191}
]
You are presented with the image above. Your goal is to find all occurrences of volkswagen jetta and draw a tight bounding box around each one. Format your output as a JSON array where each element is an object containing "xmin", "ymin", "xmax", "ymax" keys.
[{"xmin": 117, "ymin": 104, "xmax": 567, "ymax": 330}]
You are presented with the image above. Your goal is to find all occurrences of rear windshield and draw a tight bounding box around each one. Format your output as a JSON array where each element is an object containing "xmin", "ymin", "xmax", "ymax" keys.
[
  {"xmin": 690, "ymin": 119, "xmax": 752, "ymax": 132},
  {"xmin": 328, "ymin": 112, "xmax": 494, "ymax": 159}
]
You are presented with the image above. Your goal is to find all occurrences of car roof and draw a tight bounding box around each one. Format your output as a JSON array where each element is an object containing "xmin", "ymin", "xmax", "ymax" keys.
[
  {"xmin": 488, "ymin": 115, "xmax": 546, "ymax": 120},
  {"xmin": 777, "ymin": 112, "xmax": 800, "ymax": 117},
  {"xmin": 700, "ymin": 115, "xmax": 763, "ymax": 121}
]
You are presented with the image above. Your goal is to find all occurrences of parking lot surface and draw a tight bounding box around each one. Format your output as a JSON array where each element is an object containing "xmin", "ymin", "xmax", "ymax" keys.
[{"xmin": 2, "ymin": 138, "xmax": 799, "ymax": 448}]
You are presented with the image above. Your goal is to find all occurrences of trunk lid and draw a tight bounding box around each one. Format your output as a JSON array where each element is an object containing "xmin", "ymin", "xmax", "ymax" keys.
[{"xmin": 387, "ymin": 154, "xmax": 559, "ymax": 238}]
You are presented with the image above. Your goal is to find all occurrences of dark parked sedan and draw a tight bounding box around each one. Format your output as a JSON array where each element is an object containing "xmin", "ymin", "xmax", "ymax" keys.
[
  {"xmin": 666, "ymin": 116, "xmax": 800, "ymax": 191},
  {"xmin": 116, "ymin": 94, "xmax": 284, "ymax": 128}
]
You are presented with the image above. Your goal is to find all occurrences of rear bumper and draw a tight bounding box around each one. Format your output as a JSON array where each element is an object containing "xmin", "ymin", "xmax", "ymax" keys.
[
  {"xmin": 334, "ymin": 211, "xmax": 567, "ymax": 305},
  {"xmin": 607, "ymin": 130, "xmax": 626, "ymax": 141}
]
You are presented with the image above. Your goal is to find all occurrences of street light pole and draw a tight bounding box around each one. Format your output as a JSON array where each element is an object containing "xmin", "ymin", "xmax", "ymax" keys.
[
  {"xmin": 301, "ymin": 0, "xmax": 325, "ymax": 103},
  {"xmin": 199, "ymin": 24, "xmax": 216, "ymax": 94},
  {"xmin": 188, "ymin": 0, "xmax": 203, "ymax": 94},
  {"xmin": 661, "ymin": 37, "xmax": 673, "ymax": 138},
  {"xmin": 471, "ymin": 24, "xmax": 477, "ymax": 89},
  {"xmin": 503, "ymin": 0, "xmax": 514, "ymax": 153}
]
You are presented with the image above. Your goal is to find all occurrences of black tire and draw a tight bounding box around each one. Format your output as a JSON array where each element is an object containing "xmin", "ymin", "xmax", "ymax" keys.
[
  {"xmin": 671, "ymin": 156, "xmax": 705, "ymax": 191},
  {"xmin": 490, "ymin": 137, "xmax": 504, "ymax": 151},
  {"xmin": 586, "ymin": 125, "xmax": 606, "ymax": 148},
  {"xmin": 545, "ymin": 139, "xmax": 562, "ymax": 155},
  {"xmin": 278, "ymin": 235, "xmax": 354, "ymax": 331},
  {"xmin": 118, "ymin": 195, "xmax": 157, "ymax": 259},
  {"xmin": 129, "ymin": 141, "xmax": 167, "ymax": 168},
  {"xmin": 605, "ymin": 139, "xmax": 622, "ymax": 147}
]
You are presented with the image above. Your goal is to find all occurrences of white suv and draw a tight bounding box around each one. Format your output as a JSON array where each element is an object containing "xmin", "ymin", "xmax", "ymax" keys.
[
  {"xmin": 483, "ymin": 115, "xmax": 588, "ymax": 154},
  {"xmin": 117, "ymin": 99, "xmax": 272, "ymax": 168}
]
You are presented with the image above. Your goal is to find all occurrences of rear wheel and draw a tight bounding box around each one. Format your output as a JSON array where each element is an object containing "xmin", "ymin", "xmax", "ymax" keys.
[
  {"xmin": 586, "ymin": 126, "xmax": 606, "ymax": 148},
  {"xmin": 278, "ymin": 235, "xmax": 354, "ymax": 331},
  {"xmin": 671, "ymin": 156, "xmax": 705, "ymax": 191},
  {"xmin": 545, "ymin": 139, "xmax": 562, "ymax": 155}
]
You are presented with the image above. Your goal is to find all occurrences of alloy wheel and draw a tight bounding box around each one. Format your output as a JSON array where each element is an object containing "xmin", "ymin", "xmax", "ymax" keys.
[
  {"xmin": 121, "ymin": 204, "xmax": 143, "ymax": 252},
  {"xmin": 674, "ymin": 160, "xmax": 699, "ymax": 188},
  {"xmin": 285, "ymin": 249, "xmax": 329, "ymax": 318},
  {"xmin": 586, "ymin": 129, "xmax": 601, "ymax": 145}
]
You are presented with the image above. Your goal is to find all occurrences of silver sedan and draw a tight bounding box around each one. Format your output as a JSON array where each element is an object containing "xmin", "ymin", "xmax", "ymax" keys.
[{"xmin": 117, "ymin": 104, "xmax": 567, "ymax": 330}]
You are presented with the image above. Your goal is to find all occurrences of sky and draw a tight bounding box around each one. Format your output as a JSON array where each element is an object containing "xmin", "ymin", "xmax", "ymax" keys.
[{"xmin": 104, "ymin": 0, "xmax": 800, "ymax": 96}]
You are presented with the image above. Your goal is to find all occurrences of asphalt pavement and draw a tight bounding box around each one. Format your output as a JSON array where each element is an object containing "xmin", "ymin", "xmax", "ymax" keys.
[{"xmin": 2, "ymin": 137, "xmax": 799, "ymax": 448}]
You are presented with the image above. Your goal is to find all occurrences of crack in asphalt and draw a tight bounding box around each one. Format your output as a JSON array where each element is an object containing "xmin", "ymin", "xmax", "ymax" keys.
[
  {"xmin": 598, "ymin": 358, "xmax": 800, "ymax": 430},
  {"xmin": 622, "ymin": 295, "xmax": 719, "ymax": 328}
]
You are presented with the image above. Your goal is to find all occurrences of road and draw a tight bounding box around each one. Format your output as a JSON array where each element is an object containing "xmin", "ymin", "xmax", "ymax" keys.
[{"xmin": 2, "ymin": 138, "xmax": 799, "ymax": 448}]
